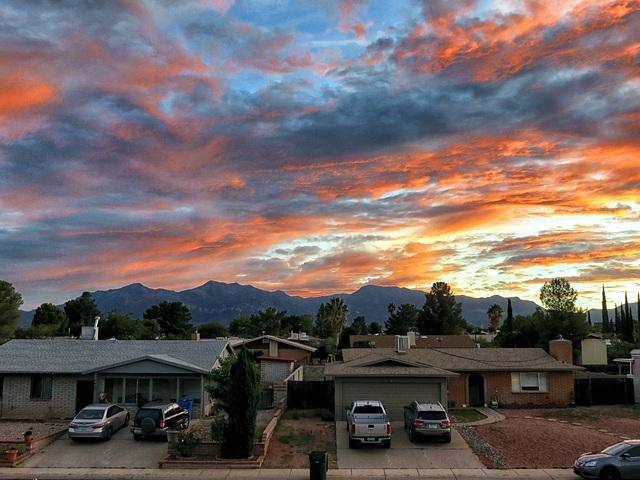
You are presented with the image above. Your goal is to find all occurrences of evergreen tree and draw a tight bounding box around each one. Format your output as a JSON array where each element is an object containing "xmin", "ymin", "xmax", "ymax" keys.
[
  {"xmin": 64, "ymin": 292, "xmax": 101, "ymax": 337},
  {"xmin": 221, "ymin": 347, "xmax": 259, "ymax": 459},
  {"xmin": 384, "ymin": 303, "xmax": 418, "ymax": 335},
  {"xmin": 614, "ymin": 304, "xmax": 620, "ymax": 335},
  {"xmin": 313, "ymin": 304, "xmax": 332, "ymax": 339},
  {"xmin": 369, "ymin": 322, "xmax": 383, "ymax": 334},
  {"xmin": 351, "ymin": 316, "xmax": 368, "ymax": 335},
  {"xmin": 601, "ymin": 285, "xmax": 609, "ymax": 334},
  {"xmin": 417, "ymin": 282, "xmax": 466, "ymax": 335},
  {"xmin": 502, "ymin": 299, "xmax": 514, "ymax": 333}
]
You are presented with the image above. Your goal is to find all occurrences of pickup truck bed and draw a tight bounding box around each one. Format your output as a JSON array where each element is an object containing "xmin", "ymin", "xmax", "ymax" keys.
[{"xmin": 345, "ymin": 401, "xmax": 391, "ymax": 448}]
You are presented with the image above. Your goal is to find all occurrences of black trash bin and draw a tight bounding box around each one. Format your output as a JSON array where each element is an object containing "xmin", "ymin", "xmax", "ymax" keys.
[{"xmin": 308, "ymin": 450, "xmax": 327, "ymax": 480}]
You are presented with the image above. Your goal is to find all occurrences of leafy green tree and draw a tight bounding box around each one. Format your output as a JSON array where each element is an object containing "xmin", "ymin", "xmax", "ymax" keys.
[
  {"xmin": 539, "ymin": 278, "xmax": 577, "ymax": 312},
  {"xmin": 0, "ymin": 281, "xmax": 23, "ymax": 343},
  {"xmin": 486, "ymin": 304, "xmax": 504, "ymax": 332},
  {"xmin": 252, "ymin": 307, "xmax": 286, "ymax": 336},
  {"xmin": 198, "ymin": 322, "xmax": 229, "ymax": 339},
  {"xmin": 280, "ymin": 314, "xmax": 313, "ymax": 337},
  {"xmin": 64, "ymin": 292, "xmax": 101, "ymax": 337},
  {"xmin": 98, "ymin": 310, "xmax": 155, "ymax": 340},
  {"xmin": 143, "ymin": 301, "xmax": 193, "ymax": 338},
  {"xmin": 32, "ymin": 303, "xmax": 68, "ymax": 335},
  {"xmin": 417, "ymin": 282, "xmax": 466, "ymax": 335},
  {"xmin": 205, "ymin": 355, "xmax": 238, "ymax": 413},
  {"xmin": 221, "ymin": 347, "xmax": 259, "ymax": 459},
  {"xmin": 229, "ymin": 315, "xmax": 255, "ymax": 337},
  {"xmin": 384, "ymin": 303, "xmax": 418, "ymax": 335},
  {"xmin": 369, "ymin": 321, "xmax": 383, "ymax": 334},
  {"xmin": 351, "ymin": 316, "xmax": 368, "ymax": 335}
]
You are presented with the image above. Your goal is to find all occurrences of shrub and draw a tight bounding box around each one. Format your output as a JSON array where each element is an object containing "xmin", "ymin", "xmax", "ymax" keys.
[{"xmin": 174, "ymin": 430, "xmax": 200, "ymax": 458}]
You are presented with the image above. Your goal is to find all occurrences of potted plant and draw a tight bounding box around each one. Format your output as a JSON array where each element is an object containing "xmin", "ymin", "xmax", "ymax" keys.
[
  {"xmin": 5, "ymin": 449, "xmax": 18, "ymax": 463},
  {"xmin": 173, "ymin": 430, "xmax": 200, "ymax": 458},
  {"xmin": 23, "ymin": 430, "xmax": 33, "ymax": 442}
]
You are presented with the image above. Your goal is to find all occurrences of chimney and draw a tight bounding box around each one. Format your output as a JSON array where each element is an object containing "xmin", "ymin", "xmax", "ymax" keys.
[
  {"xmin": 549, "ymin": 338, "xmax": 573, "ymax": 364},
  {"xmin": 191, "ymin": 332, "xmax": 201, "ymax": 341}
]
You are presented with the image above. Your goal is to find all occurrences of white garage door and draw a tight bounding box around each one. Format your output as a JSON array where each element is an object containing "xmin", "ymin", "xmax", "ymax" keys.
[{"xmin": 340, "ymin": 378, "xmax": 443, "ymax": 421}]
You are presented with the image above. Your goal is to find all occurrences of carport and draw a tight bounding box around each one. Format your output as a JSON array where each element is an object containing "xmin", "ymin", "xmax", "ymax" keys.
[{"xmin": 325, "ymin": 350, "xmax": 457, "ymax": 421}]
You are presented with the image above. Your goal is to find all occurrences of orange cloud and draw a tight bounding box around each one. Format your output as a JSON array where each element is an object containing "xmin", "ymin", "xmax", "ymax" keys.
[{"xmin": 0, "ymin": 70, "xmax": 59, "ymax": 115}]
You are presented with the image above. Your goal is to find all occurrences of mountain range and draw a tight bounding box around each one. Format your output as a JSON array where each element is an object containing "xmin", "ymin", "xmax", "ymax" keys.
[{"xmin": 20, "ymin": 281, "xmax": 544, "ymax": 328}]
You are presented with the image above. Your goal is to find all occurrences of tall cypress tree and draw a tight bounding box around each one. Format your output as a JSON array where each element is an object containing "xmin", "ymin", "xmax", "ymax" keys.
[
  {"xmin": 221, "ymin": 346, "xmax": 259, "ymax": 459},
  {"xmin": 601, "ymin": 285, "xmax": 609, "ymax": 334}
]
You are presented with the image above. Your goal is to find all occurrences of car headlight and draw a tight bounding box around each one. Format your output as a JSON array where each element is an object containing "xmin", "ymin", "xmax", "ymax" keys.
[{"xmin": 584, "ymin": 460, "xmax": 599, "ymax": 467}]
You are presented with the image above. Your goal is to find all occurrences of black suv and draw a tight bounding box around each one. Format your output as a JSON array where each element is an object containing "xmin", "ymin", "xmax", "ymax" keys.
[
  {"xmin": 403, "ymin": 401, "xmax": 451, "ymax": 443},
  {"xmin": 130, "ymin": 401, "xmax": 190, "ymax": 440}
]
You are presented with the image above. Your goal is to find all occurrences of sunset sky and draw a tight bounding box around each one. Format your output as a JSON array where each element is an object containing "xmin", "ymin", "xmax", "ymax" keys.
[{"xmin": 1, "ymin": 0, "xmax": 639, "ymax": 313}]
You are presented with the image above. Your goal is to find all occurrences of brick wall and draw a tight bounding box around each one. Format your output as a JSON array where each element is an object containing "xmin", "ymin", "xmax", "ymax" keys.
[
  {"xmin": 1, "ymin": 375, "xmax": 78, "ymax": 419},
  {"xmin": 448, "ymin": 371, "xmax": 576, "ymax": 408}
]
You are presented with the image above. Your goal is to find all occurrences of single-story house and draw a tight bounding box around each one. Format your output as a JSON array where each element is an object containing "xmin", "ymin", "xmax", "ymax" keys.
[
  {"xmin": 0, "ymin": 338, "xmax": 234, "ymax": 420},
  {"xmin": 325, "ymin": 338, "xmax": 584, "ymax": 421}
]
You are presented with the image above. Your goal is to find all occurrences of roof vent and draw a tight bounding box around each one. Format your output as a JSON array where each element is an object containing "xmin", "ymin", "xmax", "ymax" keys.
[{"xmin": 395, "ymin": 335, "xmax": 410, "ymax": 354}]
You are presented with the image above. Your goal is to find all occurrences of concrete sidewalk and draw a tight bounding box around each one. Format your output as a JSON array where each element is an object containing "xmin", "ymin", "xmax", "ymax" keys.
[{"xmin": 0, "ymin": 466, "xmax": 576, "ymax": 479}]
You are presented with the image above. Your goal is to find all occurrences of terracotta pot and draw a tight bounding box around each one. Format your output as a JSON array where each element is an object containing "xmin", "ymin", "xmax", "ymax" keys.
[
  {"xmin": 6, "ymin": 449, "xmax": 18, "ymax": 463},
  {"xmin": 24, "ymin": 434, "xmax": 33, "ymax": 442}
]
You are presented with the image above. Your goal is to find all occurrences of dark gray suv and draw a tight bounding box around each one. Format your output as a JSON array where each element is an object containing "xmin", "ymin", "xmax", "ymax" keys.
[
  {"xmin": 403, "ymin": 401, "xmax": 451, "ymax": 443},
  {"xmin": 130, "ymin": 401, "xmax": 190, "ymax": 440}
]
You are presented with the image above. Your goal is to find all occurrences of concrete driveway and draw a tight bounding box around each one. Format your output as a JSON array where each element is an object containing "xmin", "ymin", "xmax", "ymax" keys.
[
  {"xmin": 336, "ymin": 421, "xmax": 484, "ymax": 469},
  {"xmin": 20, "ymin": 424, "xmax": 168, "ymax": 469}
]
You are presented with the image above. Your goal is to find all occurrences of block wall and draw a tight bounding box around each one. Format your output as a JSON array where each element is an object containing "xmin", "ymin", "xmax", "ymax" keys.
[{"xmin": 1, "ymin": 375, "xmax": 78, "ymax": 419}]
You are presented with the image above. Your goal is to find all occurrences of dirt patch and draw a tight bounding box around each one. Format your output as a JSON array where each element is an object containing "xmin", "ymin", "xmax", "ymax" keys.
[
  {"xmin": 262, "ymin": 416, "xmax": 337, "ymax": 469},
  {"xmin": 0, "ymin": 420, "xmax": 68, "ymax": 440},
  {"xmin": 470, "ymin": 406, "xmax": 640, "ymax": 469}
]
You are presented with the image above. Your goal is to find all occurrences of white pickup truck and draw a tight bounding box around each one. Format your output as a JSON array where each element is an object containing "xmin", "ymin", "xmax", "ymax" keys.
[{"xmin": 345, "ymin": 400, "xmax": 391, "ymax": 448}]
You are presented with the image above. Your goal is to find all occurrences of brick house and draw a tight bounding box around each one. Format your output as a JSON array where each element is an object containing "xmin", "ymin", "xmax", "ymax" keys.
[
  {"xmin": 0, "ymin": 338, "xmax": 233, "ymax": 420},
  {"xmin": 325, "ymin": 338, "xmax": 584, "ymax": 421}
]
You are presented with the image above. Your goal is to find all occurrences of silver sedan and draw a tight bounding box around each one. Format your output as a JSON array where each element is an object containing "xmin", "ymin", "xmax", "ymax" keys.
[{"xmin": 68, "ymin": 404, "xmax": 129, "ymax": 441}]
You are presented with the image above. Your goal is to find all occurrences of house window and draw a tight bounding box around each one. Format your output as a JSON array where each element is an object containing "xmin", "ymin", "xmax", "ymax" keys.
[
  {"xmin": 31, "ymin": 376, "xmax": 53, "ymax": 399},
  {"xmin": 511, "ymin": 372, "xmax": 548, "ymax": 392}
]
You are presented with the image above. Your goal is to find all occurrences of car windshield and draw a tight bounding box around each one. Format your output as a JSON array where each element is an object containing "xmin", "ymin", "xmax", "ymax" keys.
[
  {"xmin": 76, "ymin": 409, "xmax": 105, "ymax": 419},
  {"xmin": 417, "ymin": 412, "xmax": 447, "ymax": 420},
  {"xmin": 602, "ymin": 443, "xmax": 632, "ymax": 456}
]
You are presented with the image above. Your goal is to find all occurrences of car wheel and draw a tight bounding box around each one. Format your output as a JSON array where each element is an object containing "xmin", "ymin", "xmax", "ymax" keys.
[
  {"xmin": 182, "ymin": 417, "xmax": 190, "ymax": 430},
  {"xmin": 133, "ymin": 434, "xmax": 142, "ymax": 441},
  {"xmin": 348, "ymin": 438, "xmax": 357, "ymax": 449},
  {"xmin": 599, "ymin": 467, "xmax": 621, "ymax": 480},
  {"xmin": 409, "ymin": 427, "xmax": 416, "ymax": 442},
  {"xmin": 383, "ymin": 440, "xmax": 391, "ymax": 449},
  {"xmin": 124, "ymin": 414, "xmax": 130, "ymax": 426},
  {"xmin": 105, "ymin": 427, "xmax": 113, "ymax": 441},
  {"xmin": 140, "ymin": 417, "xmax": 156, "ymax": 434},
  {"xmin": 444, "ymin": 436, "xmax": 451, "ymax": 443}
]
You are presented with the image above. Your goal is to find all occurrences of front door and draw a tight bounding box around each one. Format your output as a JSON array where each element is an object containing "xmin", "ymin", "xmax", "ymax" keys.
[
  {"xmin": 468, "ymin": 373, "xmax": 485, "ymax": 406},
  {"xmin": 76, "ymin": 380, "xmax": 94, "ymax": 413}
]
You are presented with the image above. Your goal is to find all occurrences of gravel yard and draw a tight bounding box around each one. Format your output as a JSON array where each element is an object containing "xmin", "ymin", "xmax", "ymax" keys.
[
  {"xmin": 462, "ymin": 405, "xmax": 640, "ymax": 469},
  {"xmin": 0, "ymin": 420, "xmax": 68, "ymax": 441}
]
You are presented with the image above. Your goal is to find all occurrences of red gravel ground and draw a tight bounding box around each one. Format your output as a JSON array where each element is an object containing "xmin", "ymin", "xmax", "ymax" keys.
[{"xmin": 471, "ymin": 406, "xmax": 640, "ymax": 469}]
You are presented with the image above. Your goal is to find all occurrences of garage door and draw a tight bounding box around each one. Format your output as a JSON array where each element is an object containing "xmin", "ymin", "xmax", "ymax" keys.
[{"xmin": 340, "ymin": 378, "xmax": 442, "ymax": 421}]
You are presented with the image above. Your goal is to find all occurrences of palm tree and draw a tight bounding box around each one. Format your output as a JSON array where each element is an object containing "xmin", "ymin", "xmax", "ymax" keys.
[
  {"xmin": 326, "ymin": 297, "xmax": 349, "ymax": 343},
  {"xmin": 487, "ymin": 304, "xmax": 504, "ymax": 332}
]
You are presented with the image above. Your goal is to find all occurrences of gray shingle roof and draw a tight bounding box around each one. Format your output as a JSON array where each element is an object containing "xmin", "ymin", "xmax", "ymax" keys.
[
  {"xmin": 0, "ymin": 339, "xmax": 231, "ymax": 375},
  {"xmin": 325, "ymin": 347, "xmax": 584, "ymax": 377}
]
